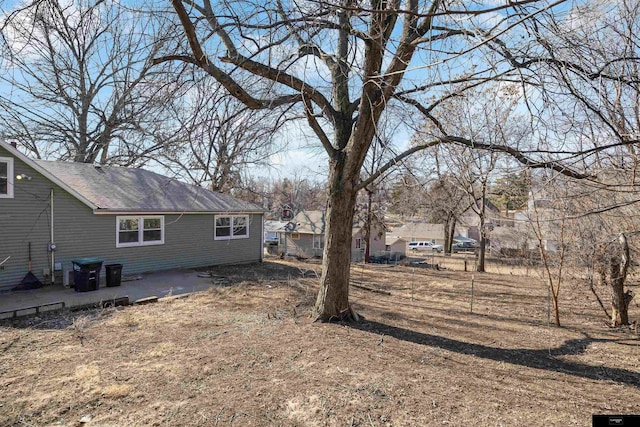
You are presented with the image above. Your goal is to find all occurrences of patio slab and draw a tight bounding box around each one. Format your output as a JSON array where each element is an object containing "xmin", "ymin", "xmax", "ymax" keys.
[{"xmin": 0, "ymin": 269, "xmax": 216, "ymax": 319}]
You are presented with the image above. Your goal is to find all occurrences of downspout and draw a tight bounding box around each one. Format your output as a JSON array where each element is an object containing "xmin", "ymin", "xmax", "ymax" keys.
[
  {"xmin": 260, "ymin": 214, "xmax": 264, "ymax": 262},
  {"xmin": 50, "ymin": 188, "xmax": 55, "ymax": 284}
]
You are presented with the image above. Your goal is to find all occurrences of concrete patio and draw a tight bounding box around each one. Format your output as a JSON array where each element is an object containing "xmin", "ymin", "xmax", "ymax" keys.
[{"xmin": 0, "ymin": 269, "xmax": 218, "ymax": 319}]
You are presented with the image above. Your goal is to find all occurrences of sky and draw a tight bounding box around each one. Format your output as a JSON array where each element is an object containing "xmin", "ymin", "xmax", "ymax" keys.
[{"xmin": 0, "ymin": 0, "xmax": 604, "ymax": 186}]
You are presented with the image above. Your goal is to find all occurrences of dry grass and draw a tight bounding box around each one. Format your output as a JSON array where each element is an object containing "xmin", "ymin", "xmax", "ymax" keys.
[{"xmin": 0, "ymin": 258, "xmax": 638, "ymax": 426}]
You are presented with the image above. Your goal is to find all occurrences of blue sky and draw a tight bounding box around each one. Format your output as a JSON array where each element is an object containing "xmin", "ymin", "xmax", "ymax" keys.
[{"xmin": 0, "ymin": 0, "xmax": 603, "ymax": 185}]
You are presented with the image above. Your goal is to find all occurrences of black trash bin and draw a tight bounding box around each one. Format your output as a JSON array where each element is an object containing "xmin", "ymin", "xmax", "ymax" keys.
[
  {"xmin": 105, "ymin": 264, "xmax": 123, "ymax": 287},
  {"xmin": 72, "ymin": 258, "xmax": 103, "ymax": 292}
]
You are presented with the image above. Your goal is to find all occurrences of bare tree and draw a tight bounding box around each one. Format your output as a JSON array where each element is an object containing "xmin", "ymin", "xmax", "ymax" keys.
[
  {"xmin": 561, "ymin": 173, "xmax": 638, "ymax": 326},
  {"xmin": 0, "ymin": 0, "xmax": 175, "ymax": 164},
  {"xmin": 158, "ymin": 0, "xmax": 607, "ymax": 321},
  {"xmin": 268, "ymin": 176, "xmax": 328, "ymax": 218},
  {"xmin": 388, "ymin": 171, "xmax": 430, "ymax": 219},
  {"xmin": 526, "ymin": 1, "xmax": 640, "ymax": 325},
  {"xmin": 526, "ymin": 177, "xmax": 570, "ymax": 327},
  {"xmin": 155, "ymin": 76, "xmax": 286, "ymax": 193},
  {"xmin": 358, "ymin": 121, "xmax": 399, "ymax": 262},
  {"xmin": 419, "ymin": 84, "xmax": 528, "ymax": 270},
  {"xmin": 424, "ymin": 176, "xmax": 470, "ymax": 253}
]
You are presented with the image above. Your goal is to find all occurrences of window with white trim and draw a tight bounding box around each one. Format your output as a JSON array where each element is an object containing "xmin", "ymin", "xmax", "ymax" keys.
[
  {"xmin": 116, "ymin": 216, "xmax": 164, "ymax": 248},
  {"xmin": 313, "ymin": 234, "xmax": 324, "ymax": 249},
  {"xmin": 215, "ymin": 215, "xmax": 249, "ymax": 240},
  {"xmin": 355, "ymin": 238, "xmax": 363, "ymax": 249},
  {"xmin": 0, "ymin": 157, "xmax": 14, "ymax": 198}
]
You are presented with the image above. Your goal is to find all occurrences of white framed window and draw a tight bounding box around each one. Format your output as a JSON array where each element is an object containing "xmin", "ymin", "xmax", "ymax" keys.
[
  {"xmin": 355, "ymin": 238, "xmax": 363, "ymax": 249},
  {"xmin": 313, "ymin": 234, "xmax": 324, "ymax": 249},
  {"xmin": 0, "ymin": 157, "xmax": 14, "ymax": 198},
  {"xmin": 215, "ymin": 215, "xmax": 249, "ymax": 240},
  {"xmin": 116, "ymin": 216, "xmax": 164, "ymax": 248}
]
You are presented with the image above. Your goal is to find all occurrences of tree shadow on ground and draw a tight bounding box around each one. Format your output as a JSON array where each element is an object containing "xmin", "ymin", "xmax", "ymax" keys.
[
  {"xmin": 209, "ymin": 261, "xmax": 320, "ymax": 282},
  {"xmin": 349, "ymin": 320, "xmax": 640, "ymax": 388}
]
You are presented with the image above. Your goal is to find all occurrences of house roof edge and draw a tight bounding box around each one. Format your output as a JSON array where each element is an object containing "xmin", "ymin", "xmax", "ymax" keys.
[{"xmin": 0, "ymin": 140, "xmax": 98, "ymax": 211}]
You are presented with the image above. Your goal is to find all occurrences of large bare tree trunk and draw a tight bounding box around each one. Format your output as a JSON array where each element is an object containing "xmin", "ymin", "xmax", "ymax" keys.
[{"xmin": 313, "ymin": 160, "xmax": 358, "ymax": 322}]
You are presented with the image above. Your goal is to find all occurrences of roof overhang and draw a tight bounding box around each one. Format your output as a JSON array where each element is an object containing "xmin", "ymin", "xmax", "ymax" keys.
[
  {"xmin": 0, "ymin": 140, "xmax": 98, "ymax": 211},
  {"xmin": 93, "ymin": 210, "xmax": 264, "ymax": 215}
]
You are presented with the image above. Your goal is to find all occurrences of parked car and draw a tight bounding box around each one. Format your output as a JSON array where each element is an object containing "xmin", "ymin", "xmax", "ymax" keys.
[
  {"xmin": 452, "ymin": 241, "xmax": 479, "ymax": 253},
  {"xmin": 408, "ymin": 241, "xmax": 443, "ymax": 253}
]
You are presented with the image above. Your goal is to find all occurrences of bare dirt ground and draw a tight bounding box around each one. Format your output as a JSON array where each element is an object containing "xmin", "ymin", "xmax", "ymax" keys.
[{"xmin": 1, "ymin": 257, "xmax": 639, "ymax": 426}]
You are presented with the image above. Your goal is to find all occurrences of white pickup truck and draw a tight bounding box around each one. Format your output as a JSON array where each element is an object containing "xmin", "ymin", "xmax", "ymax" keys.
[{"xmin": 408, "ymin": 241, "xmax": 444, "ymax": 253}]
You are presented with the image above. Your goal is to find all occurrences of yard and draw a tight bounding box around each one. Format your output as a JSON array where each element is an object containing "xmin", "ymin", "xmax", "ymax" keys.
[{"xmin": 1, "ymin": 258, "xmax": 639, "ymax": 426}]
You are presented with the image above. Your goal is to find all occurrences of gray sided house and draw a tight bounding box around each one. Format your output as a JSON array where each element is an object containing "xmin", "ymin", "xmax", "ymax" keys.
[
  {"xmin": 0, "ymin": 141, "xmax": 264, "ymax": 291},
  {"xmin": 281, "ymin": 210, "xmax": 386, "ymax": 261}
]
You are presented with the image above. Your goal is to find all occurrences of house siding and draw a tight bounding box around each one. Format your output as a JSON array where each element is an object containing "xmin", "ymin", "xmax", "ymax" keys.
[
  {"xmin": 0, "ymin": 146, "xmax": 58, "ymax": 289},
  {"xmin": 0, "ymin": 146, "xmax": 262, "ymax": 290},
  {"xmin": 281, "ymin": 224, "xmax": 387, "ymax": 261},
  {"xmin": 283, "ymin": 233, "xmax": 320, "ymax": 258},
  {"xmin": 386, "ymin": 239, "xmax": 407, "ymax": 256},
  {"xmin": 351, "ymin": 225, "xmax": 386, "ymax": 254}
]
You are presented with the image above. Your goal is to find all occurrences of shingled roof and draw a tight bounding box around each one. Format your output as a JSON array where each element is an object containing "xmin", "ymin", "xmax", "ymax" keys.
[
  {"xmin": 390, "ymin": 222, "xmax": 444, "ymax": 240},
  {"xmin": 291, "ymin": 210, "xmax": 376, "ymax": 235},
  {"xmin": 32, "ymin": 159, "xmax": 263, "ymax": 213}
]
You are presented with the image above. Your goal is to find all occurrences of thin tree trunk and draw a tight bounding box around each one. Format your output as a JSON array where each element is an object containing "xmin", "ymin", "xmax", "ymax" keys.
[
  {"xmin": 444, "ymin": 216, "xmax": 456, "ymax": 254},
  {"xmin": 477, "ymin": 235, "xmax": 486, "ymax": 272},
  {"xmin": 477, "ymin": 181, "xmax": 488, "ymax": 272},
  {"xmin": 552, "ymin": 286, "xmax": 560, "ymax": 326},
  {"xmin": 610, "ymin": 233, "xmax": 630, "ymax": 325},
  {"xmin": 363, "ymin": 189, "xmax": 373, "ymax": 263},
  {"xmin": 477, "ymin": 215, "xmax": 486, "ymax": 272}
]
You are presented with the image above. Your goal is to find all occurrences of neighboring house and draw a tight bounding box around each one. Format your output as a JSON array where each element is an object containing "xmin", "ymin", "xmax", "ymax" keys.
[
  {"xmin": 385, "ymin": 236, "xmax": 408, "ymax": 257},
  {"xmin": 489, "ymin": 225, "xmax": 532, "ymax": 254},
  {"xmin": 490, "ymin": 189, "xmax": 565, "ymax": 253},
  {"xmin": 388, "ymin": 222, "xmax": 450, "ymax": 246},
  {"xmin": 489, "ymin": 209, "xmax": 533, "ymax": 252},
  {"xmin": 524, "ymin": 190, "xmax": 561, "ymax": 251},
  {"xmin": 264, "ymin": 220, "xmax": 288, "ymax": 245},
  {"xmin": 457, "ymin": 199, "xmax": 501, "ymax": 241},
  {"xmin": 0, "ymin": 141, "xmax": 264, "ymax": 290},
  {"xmin": 280, "ymin": 210, "xmax": 386, "ymax": 261}
]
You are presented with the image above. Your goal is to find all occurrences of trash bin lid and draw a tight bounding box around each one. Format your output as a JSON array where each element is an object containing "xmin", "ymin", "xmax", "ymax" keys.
[{"xmin": 72, "ymin": 257, "xmax": 104, "ymax": 266}]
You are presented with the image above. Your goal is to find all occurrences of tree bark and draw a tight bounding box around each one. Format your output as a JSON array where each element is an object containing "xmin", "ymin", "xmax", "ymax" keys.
[
  {"xmin": 312, "ymin": 157, "xmax": 359, "ymax": 322},
  {"xmin": 477, "ymin": 186, "xmax": 487, "ymax": 272},
  {"xmin": 363, "ymin": 188, "xmax": 373, "ymax": 263},
  {"xmin": 443, "ymin": 216, "xmax": 456, "ymax": 254},
  {"xmin": 477, "ymin": 235, "xmax": 486, "ymax": 272},
  {"xmin": 610, "ymin": 233, "xmax": 630, "ymax": 325},
  {"xmin": 552, "ymin": 281, "xmax": 561, "ymax": 327}
]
